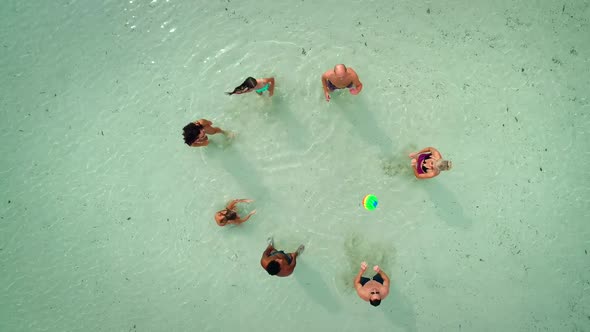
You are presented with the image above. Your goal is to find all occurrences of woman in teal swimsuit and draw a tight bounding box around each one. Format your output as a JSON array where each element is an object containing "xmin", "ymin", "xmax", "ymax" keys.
[
  {"xmin": 226, "ymin": 76, "xmax": 275, "ymax": 96},
  {"xmin": 409, "ymin": 147, "xmax": 453, "ymax": 179}
]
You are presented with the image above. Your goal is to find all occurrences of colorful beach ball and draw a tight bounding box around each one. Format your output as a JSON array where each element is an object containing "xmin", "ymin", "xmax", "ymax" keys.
[{"xmin": 363, "ymin": 194, "xmax": 378, "ymax": 211}]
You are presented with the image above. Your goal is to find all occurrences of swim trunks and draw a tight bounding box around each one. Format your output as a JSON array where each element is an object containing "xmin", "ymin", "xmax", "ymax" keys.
[
  {"xmin": 269, "ymin": 250, "xmax": 292, "ymax": 265},
  {"xmin": 360, "ymin": 273, "xmax": 384, "ymax": 286},
  {"xmin": 327, "ymin": 80, "xmax": 353, "ymax": 91}
]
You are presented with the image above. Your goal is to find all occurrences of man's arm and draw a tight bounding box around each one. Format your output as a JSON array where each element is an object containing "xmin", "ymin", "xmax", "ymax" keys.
[
  {"xmin": 321, "ymin": 72, "xmax": 331, "ymax": 102},
  {"xmin": 321, "ymin": 72, "xmax": 330, "ymax": 91},
  {"xmin": 262, "ymin": 244, "xmax": 273, "ymax": 258},
  {"xmin": 353, "ymin": 265, "xmax": 366, "ymax": 291},
  {"xmin": 289, "ymin": 253, "xmax": 298, "ymax": 267},
  {"xmin": 376, "ymin": 269, "xmax": 391, "ymax": 298},
  {"xmin": 350, "ymin": 70, "xmax": 363, "ymax": 94},
  {"xmin": 196, "ymin": 119, "xmax": 212, "ymax": 126},
  {"xmin": 377, "ymin": 269, "xmax": 390, "ymax": 287}
]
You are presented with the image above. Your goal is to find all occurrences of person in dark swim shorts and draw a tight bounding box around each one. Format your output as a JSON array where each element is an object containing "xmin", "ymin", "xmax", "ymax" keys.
[
  {"xmin": 354, "ymin": 261, "xmax": 390, "ymax": 307},
  {"xmin": 260, "ymin": 237, "xmax": 304, "ymax": 277}
]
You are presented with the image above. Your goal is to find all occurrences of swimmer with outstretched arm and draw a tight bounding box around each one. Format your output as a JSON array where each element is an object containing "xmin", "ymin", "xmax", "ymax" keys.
[
  {"xmin": 214, "ymin": 199, "xmax": 256, "ymax": 226},
  {"xmin": 226, "ymin": 77, "xmax": 275, "ymax": 96}
]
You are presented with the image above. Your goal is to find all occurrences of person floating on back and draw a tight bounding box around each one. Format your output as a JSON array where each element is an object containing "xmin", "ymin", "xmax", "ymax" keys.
[
  {"xmin": 409, "ymin": 147, "xmax": 453, "ymax": 179},
  {"xmin": 182, "ymin": 119, "xmax": 229, "ymax": 147},
  {"xmin": 321, "ymin": 64, "xmax": 363, "ymax": 102},
  {"xmin": 260, "ymin": 237, "xmax": 304, "ymax": 277},
  {"xmin": 226, "ymin": 77, "xmax": 275, "ymax": 96},
  {"xmin": 214, "ymin": 199, "xmax": 256, "ymax": 226},
  {"xmin": 354, "ymin": 261, "xmax": 390, "ymax": 307}
]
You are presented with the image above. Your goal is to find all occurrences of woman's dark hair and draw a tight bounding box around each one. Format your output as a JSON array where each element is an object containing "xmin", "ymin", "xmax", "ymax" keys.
[
  {"xmin": 182, "ymin": 122, "xmax": 203, "ymax": 145},
  {"xmin": 369, "ymin": 299, "xmax": 381, "ymax": 307},
  {"xmin": 266, "ymin": 261, "xmax": 281, "ymax": 275},
  {"xmin": 224, "ymin": 210, "xmax": 237, "ymax": 221},
  {"xmin": 226, "ymin": 77, "xmax": 257, "ymax": 95}
]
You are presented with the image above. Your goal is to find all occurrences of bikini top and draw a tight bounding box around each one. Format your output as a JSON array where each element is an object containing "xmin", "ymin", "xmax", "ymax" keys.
[{"xmin": 255, "ymin": 83, "xmax": 270, "ymax": 94}]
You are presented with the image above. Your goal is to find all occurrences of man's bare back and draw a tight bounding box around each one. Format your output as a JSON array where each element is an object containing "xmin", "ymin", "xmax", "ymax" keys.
[{"xmin": 260, "ymin": 237, "xmax": 304, "ymax": 277}]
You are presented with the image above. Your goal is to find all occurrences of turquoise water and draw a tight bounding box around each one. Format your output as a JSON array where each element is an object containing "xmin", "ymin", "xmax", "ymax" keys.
[{"xmin": 1, "ymin": 0, "xmax": 589, "ymax": 331}]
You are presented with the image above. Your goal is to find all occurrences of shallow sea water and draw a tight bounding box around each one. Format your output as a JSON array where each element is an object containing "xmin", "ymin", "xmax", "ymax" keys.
[{"xmin": 1, "ymin": 0, "xmax": 589, "ymax": 331}]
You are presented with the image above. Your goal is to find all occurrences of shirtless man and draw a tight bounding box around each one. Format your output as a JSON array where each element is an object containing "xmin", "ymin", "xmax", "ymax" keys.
[
  {"xmin": 354, "ymin": 261, "xmax": 390, "ymax": 307},
  {"xmin": 321, "ymin": 64, "xmax": 363, "ymax": 102},
  {"xmin": 260, "ymin": 237, "xmax": 304, "ymax": 277}
]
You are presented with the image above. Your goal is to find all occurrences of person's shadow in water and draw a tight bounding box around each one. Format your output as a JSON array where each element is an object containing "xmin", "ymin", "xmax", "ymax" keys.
[
  {"xmin": 332, "ymin": 95, "xmax": 394, "ymax": 156},
  {"xmin": 338, "ymin": 233, "xmax": 418, "ymax": 331},
  {"xmin": 295, "ymin": 260, "xmax": 342, "ymax": 314},
  {"xmin": 377, "ymin": 140, "xmax": 473, "ymax": 229},
  {"xmin": 382, "ymin": 283, "xmax": 418, "ymax": 332},
  {"xmin": 264, "ymin": 94, "xmax": 311, "ymax": 150},
  {"xmin": 422, "ymin": 180, "xmax": 472, "ymax": 228},
  {"xmin": 203, "ymin": 142, "xmax": 271, "ymax": 202}
]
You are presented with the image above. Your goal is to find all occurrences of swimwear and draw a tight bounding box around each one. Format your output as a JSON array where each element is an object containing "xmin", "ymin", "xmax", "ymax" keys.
[
  {"xmin": 327, "ymin": 80, "xmax": 353, "ymax": 91},
  {"xmin": 360, "ymin": 273, "xmax": 384, "ymax": 286},
  {"xmin": 255, "ymin": 83, "xmax": 270, "ymax": 94},
  {"xmin": 269, "ymin": 250, "xmax": 292, "ymax": 265},
  {"xmin": 416, "ymin": 153, "xmax": 432, "ymax": 174}
]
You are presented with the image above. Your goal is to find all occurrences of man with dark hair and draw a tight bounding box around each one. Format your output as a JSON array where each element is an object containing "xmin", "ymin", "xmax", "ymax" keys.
[
  {"xmin": 260, "ymin": 237, "xmax": 304, "ymax": 277},
  {"xmin": 354, "ymin": 261, "xmax": 390, "ymax": 307},
  {"xmin": 182, "ymin": 119, "xmax": 229, "ymax": 147}
]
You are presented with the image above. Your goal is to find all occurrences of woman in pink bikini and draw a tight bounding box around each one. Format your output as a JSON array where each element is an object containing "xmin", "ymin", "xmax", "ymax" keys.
[{"xmin": 409, "ymin": 147, "xmax": 452, "ymax": 179}]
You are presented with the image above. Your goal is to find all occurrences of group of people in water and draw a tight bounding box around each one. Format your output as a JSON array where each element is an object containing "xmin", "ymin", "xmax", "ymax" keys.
[{"xmin": 182, "ymin": 64, "xmax": 453, "ymax": 307}]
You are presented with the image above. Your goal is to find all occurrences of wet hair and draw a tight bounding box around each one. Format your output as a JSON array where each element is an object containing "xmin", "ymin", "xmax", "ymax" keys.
[
  {"xmin": 435, "ymin": 159, "xmax": 453, "ymax": 171},
  {"xmin": 226, "ymin": 77, "xmax": 257, "ymax": 95},
  {"xmin": 266, "ymin": 261, "xmax": 281, "ymax": 275},
  {"xmin": 182, "ymin": 122, "xmax": 203, "ymax": 145},
  {"xmin": 369, "ymin": 299, "xmax": 381, "ymax": 307},
  {"xmin": 224, "ymin": 209, "xmax": 237, "ymax": 221}
]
